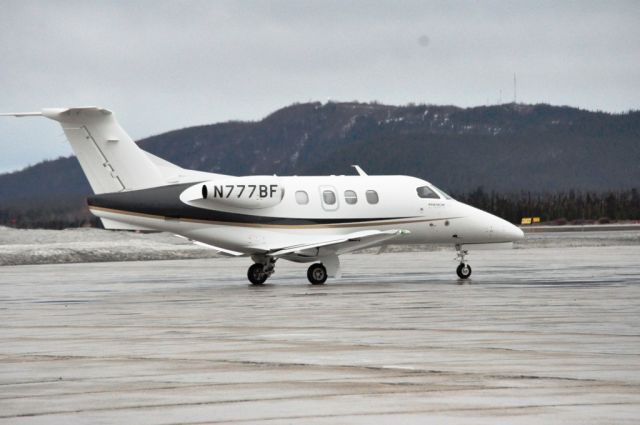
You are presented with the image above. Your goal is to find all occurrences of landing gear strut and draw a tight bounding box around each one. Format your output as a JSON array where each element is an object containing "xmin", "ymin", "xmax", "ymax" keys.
[
  {"xmin": 247, "ymin": 256, "xmax": 276, "ymax": 285},
  {"xmin": 307, "ymin": 263, "xmax": 327, "ymax": 285},
  {"xmin": 455, "ymin": 244, "xmax": 472, "ymax": 279}
]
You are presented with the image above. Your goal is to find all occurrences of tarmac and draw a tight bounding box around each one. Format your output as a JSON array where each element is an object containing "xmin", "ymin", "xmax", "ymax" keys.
[{"xmin": 1, "ymin": 234, "xmax": 640, "ymax": 424}]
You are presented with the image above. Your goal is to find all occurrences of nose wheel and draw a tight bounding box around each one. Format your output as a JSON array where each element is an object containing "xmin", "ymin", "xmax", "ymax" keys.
[
  {"xmin": 456, "ymin": 263, "xmax": 472, "ymax": 279},
  {"xmin": 455, "ymin": 244, "xmax": 472, "ymax": 279}
]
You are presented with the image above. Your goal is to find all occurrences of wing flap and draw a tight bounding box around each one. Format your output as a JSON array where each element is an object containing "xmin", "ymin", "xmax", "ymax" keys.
[
  {"xmin": 171, "ymin": 234, "xmax": 244, "ymax": 256},
  {"xmin": 269, "ymin": 229, "xmax": 410, "ymax": 257},
  {"xmin": 191, "ymin": 240, "xmax": 245, "ymax": 257}
]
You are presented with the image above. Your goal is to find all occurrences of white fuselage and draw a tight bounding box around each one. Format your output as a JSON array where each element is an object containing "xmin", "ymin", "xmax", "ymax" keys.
[{"xmin": 90, "ymin": 175, "xmax": 523, "ymax": 256}]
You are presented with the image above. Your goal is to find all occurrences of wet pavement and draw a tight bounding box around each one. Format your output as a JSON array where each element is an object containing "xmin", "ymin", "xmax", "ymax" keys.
[{"xmin": 1, "ymin": 236, "xmax": 639, "ymax": 424}]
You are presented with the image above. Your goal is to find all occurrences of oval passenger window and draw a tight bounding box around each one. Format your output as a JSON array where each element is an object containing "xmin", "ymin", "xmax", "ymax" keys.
[
  {"xmin": 344, "ymin": 190, "xmax": 357, "ymax": 204},
  {"xmin": 366, "ymin": 190, "xmax": 379, "ymax": 204},
  {"xmin": 295, "ymin": 190, "xmax": 309, "ymax": 205}
]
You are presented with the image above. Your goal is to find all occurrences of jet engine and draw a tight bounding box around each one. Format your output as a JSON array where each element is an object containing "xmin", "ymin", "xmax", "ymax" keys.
[{"xmin": 180, "ymin": 177, "xmax": 284, "ymax": 209}]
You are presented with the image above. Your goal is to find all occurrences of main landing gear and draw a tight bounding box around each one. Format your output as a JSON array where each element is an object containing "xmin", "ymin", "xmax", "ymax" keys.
[
  {"xmin": 247, "ymin": 257, "xmax": 276, "ymax": 285},
  {"xmin": 307, "ymin": 263, "xmax": 328, "ymax": 285},
  {"xmin": 455, "ymin": 244, "xmax": 472, "ymax": 279},
  {"xmin": 246, "ymin": 258, "xmax": 329, "ymax": 285}
]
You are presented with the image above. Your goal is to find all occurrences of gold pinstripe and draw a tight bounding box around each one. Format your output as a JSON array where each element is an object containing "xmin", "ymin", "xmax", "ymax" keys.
[{"xmin": 89, "ymin": 206, "xmax": 459, "ymax": 229}]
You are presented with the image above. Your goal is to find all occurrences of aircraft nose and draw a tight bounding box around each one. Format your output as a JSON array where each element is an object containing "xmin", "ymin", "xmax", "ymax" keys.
[{"xmin": 496, "ymin": 221, "xmax": 524, "ymax": 242}]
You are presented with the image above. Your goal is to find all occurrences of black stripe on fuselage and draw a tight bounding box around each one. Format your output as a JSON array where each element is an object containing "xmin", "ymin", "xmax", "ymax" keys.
[{"xmin": 87, "ymin": 183, "xmax": 413, "ymax": 226}]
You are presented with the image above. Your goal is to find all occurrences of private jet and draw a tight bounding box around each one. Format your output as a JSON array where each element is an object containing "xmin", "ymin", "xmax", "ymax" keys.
[{"xmin": 2, "ymin": 107, "xmax": 524, "ymax": 284}]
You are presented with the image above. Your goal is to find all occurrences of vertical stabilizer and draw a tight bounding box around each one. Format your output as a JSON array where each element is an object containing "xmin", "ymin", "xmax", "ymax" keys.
[
  {"xmin": 2, "ymin": 107, "xmax": 228, "ymax": 193},
  {"xmin": 38, "ymin": 107, "xmax": 165, "ymax": 194}
]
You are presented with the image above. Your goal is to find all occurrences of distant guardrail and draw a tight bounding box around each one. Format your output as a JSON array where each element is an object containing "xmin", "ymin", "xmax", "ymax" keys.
[
  {"xmin": 521, "ymin": 217, "xmax": 541, "ymax": 225},
  {"xmin": 521, "ymin": 224, "xmax": 640, "ymax": 233}
]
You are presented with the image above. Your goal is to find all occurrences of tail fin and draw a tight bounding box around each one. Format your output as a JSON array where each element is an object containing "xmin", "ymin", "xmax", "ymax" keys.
[{"xmin": 3, "ymin": 107, "xmax": 165, "ymax": 194}]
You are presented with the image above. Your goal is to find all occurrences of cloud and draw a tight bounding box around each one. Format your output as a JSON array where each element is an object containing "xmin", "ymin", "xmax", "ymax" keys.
[{"xmin": 0, "ymin": 0, "xmax": 638, "ymax": 172}]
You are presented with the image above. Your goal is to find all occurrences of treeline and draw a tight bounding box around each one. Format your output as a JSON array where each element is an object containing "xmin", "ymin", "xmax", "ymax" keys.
[
  {"xmin": 1, "ymin": 188, "xmax": 639, "ymax": 230},
  {"xmin": 0, "ymin": 195, "xmax": 99, "ymax": 229},
  {"xmin": 457, "ymin": 187, "xmax": 640, "ymax": 224}
]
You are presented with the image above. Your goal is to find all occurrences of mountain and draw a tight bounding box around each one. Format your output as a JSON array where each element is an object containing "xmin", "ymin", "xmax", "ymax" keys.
[
  {"xmin": 1, "ymin": 101, "xmax": 639, "ymax": 227},
  {"xmin": 137, "ymin": 102, "xmax": 640, "ymax": 192}
]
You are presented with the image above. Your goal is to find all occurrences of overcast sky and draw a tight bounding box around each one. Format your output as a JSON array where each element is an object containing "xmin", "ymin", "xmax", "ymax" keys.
[{"xmin": 0, "ymin": 0, "xmax": 638, "ymax": 173}]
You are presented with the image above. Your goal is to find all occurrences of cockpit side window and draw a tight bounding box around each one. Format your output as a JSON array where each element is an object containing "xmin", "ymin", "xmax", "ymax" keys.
[{"xmin": 416, "ymin": 186, "xmax": 440, "ymax": 199}]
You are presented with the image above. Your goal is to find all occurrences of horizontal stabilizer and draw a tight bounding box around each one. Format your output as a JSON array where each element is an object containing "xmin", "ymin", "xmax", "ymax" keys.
[{"xmin": 0, "ymin": 111, "xmax": 43, "ymax": 117}]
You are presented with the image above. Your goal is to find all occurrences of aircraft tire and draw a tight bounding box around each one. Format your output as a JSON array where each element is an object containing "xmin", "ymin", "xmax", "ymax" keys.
[
  {"xmin": 456, "ymin": 263, "xmax": 472, "ymax": 279},
  {"xmin": 248, "ymin": 263, "xmax": 268, "ymax": 285},
  {"xmin": 307, "ymin": 263, "xmax": 328, "ymax": 285}
]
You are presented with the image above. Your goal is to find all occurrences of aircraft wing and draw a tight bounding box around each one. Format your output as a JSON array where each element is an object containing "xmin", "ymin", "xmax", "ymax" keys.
[
  {"xmin": 268, "ymin": 229, "xmax": 410, "ymax": 258},
  {"xmin": 172, "ymin": 235, "xmax": 245, "ymax": 257}
]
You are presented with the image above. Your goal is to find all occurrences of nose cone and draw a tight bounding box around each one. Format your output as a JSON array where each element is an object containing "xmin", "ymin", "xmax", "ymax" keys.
[
  {"xmin": 494, "ymin": 220, "xmax": 525, "ymax": 242},
  {"xmin": 457, "ymin": 202, "xmax": 525, "ymax": 244}
]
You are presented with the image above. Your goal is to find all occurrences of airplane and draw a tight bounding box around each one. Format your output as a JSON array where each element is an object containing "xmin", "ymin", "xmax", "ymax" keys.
[{"xmin": 2, "ymin": 107, "xmax": 524, "ymax": 285}]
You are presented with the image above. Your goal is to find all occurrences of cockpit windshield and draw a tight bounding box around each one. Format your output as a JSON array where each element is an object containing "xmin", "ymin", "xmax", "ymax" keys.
[
  {"xmin": 417, "ymin": 184, "xmax": 454, "ymax": 200},
  {"xmin": 432, "ymin": 185, "xmax": 453, "ymax": 200}
]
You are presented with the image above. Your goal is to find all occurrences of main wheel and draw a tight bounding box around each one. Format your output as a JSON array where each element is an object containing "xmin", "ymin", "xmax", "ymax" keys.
[
  {"xmin": 307, "ymin": 263, "xmax": 328, "ymax": 285},
  {"xmin": 456, "ymin": 263, "xmax": 472, "ymax": 279},
  {"xmin": 248, "ymin": 263, "xmax": 268, "ymax": 285}
]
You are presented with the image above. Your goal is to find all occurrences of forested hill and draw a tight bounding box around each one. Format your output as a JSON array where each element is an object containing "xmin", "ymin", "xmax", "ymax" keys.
[
  {"xmin": 0, "ymin": 101, "xmax": 639, "ymax": 227},
  {"xmin": 139, "ymin": 102, "xmax": 640, "ymax": 192}
]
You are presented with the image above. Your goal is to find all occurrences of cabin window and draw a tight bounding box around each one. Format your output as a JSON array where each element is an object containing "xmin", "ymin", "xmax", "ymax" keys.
[
  {"xmin": 344, "ymin": 190, "xmax": 358, "ymax": 204},
  {"xmin": 366, "ymin": 190, "xmax": 379, "ymax": 204},
  {"xmin": 416, "ymin": 186, "xmax": 440, "ymax": 199},
  {"xmin": 322, "ymin": 190, "xmax": 337, "ymax": 205},
  {"xmin": 295, "ymin": 190, "xmax": 309, "ymax": 205}
]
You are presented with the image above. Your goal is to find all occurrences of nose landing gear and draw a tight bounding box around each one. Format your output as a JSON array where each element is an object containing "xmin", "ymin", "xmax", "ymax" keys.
[
  {"xmin": 455, "ymin": 244, "xmax": 472, "ymax": 279},
  {"xmin": 456, "ymin": 263, "xmax": 472, "ymax": 279}
]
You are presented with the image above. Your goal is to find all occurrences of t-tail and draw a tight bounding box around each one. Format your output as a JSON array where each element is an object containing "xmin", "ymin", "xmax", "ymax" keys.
[
  {"xmin": 3, "ymin": 107, "xmax": 170, "ymax": 193},
  {"xmin": 1, "ymin": 107, "xmax": 223, "ymax": 228}
]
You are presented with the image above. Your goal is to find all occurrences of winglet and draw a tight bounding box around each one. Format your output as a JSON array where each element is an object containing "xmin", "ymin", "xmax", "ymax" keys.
[{"xmin": 351, "ymin": 165, "xmax": 368, "ymax": 176}]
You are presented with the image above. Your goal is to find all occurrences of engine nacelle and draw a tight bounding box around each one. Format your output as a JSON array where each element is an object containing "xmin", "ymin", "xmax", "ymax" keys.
[{"xmin": 180, "ymin": 177, "xmax": 284, "ymax": 210}]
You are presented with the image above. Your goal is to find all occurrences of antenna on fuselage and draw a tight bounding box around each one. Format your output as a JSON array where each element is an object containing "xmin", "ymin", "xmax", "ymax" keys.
[{"xmin": 351, "ymin": 165, "xmax": 368, "ymax": 176}]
